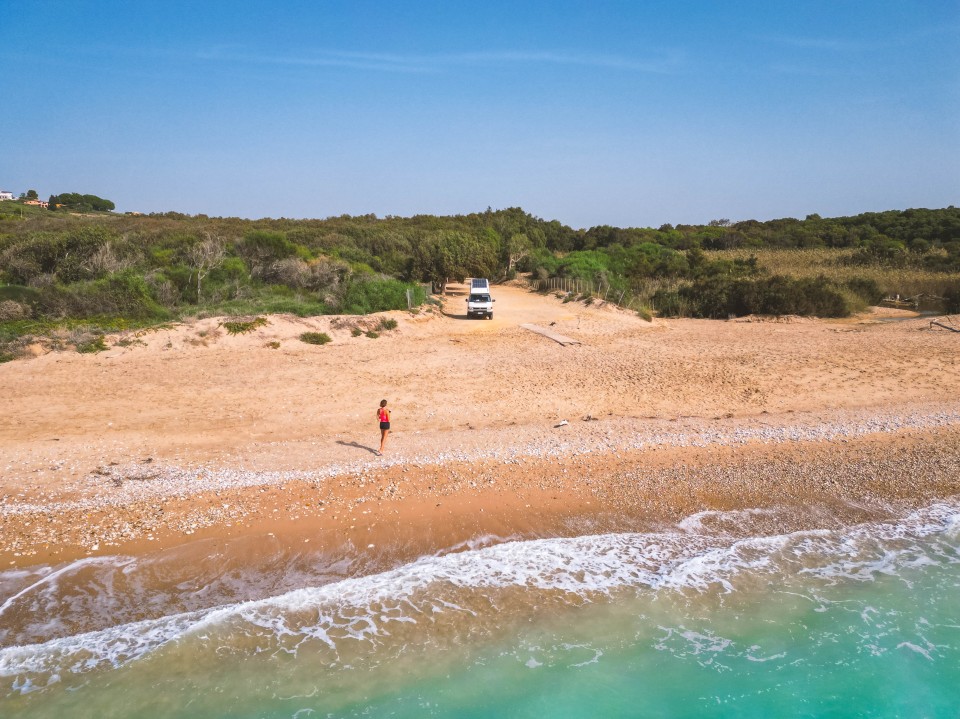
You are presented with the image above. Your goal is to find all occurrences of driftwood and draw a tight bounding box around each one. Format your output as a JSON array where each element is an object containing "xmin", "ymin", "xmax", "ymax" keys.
[
  {"xmin": 929, "ymin": 320, "xmax": 960, "ymax": 333},
  {"xmin": 882, "ymin": 292, "xmax": 945, "ymax": 309},
  {"xmin": 520, "ymin": 323, "xmax": 581, "ymax": 346}
]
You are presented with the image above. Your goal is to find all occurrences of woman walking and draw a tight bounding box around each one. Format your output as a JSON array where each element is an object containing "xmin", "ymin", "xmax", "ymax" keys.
[{"xmin": 377, "ymin": 399, "xmax": 391, "ymax": 456}]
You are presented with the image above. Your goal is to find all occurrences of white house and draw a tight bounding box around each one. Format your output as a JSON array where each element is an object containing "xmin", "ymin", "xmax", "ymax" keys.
[{"xmin": 0, "ymin": 190, "xmax": 15, "ymax": 201}]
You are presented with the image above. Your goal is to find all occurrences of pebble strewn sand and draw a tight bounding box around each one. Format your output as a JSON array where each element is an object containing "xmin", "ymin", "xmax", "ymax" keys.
[{"xmin": 3, "ymin": 408, "xmax": 959, "ymax": 564}]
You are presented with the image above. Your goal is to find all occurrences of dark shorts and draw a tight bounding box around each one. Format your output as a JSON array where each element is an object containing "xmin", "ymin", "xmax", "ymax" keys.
[{"xmin": 380, "ymin": 422, "xmax": 390, "ymax": 430}]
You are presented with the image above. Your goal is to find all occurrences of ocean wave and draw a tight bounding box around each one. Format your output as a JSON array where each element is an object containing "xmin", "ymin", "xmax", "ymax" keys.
[{"xmin": 2, "ymin": 499, "xmax": 958, "ymax": 692}]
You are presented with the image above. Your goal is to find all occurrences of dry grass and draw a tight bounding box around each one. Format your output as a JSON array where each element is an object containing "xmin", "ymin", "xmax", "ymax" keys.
[
  {"xmin": 540, "ymin": 249, "xmax": 959, "ymax": 316},
  {"xmin": 711, "ymin": 248, "xmax": 960, "ymax": 297}
]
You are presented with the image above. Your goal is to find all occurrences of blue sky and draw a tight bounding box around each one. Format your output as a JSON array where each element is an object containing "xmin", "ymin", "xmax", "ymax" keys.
[{"xmin": 3, "ymin": 0, "xmax": 958, "ymax": 228}]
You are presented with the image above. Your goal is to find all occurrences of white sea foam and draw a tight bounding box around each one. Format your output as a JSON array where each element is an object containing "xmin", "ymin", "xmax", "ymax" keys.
[
  {"xmin": 0, "ymin": 557, "xmax": 128, "ymax": 619},
  {"xmin": 897, "ymin": 641, "xmax": 935, "ymax": 661},
  {"xmin": 677, "ymin": 507, "xmax": 781, "ymax": 535},
  {"xmin": 2, "ymin": 499, "xmax": 958, "ymax": 691}
]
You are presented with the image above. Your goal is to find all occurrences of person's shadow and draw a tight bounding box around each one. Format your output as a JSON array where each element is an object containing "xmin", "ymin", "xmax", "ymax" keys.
[{"xmin": 337, "ymin": 440, "xmax": 380, "ymax": 456}]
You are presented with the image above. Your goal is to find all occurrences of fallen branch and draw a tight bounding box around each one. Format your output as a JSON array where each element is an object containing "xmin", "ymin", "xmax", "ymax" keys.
[{"xmin": 930, "ymin": 319, "xmax": 960, "ymax": 333}]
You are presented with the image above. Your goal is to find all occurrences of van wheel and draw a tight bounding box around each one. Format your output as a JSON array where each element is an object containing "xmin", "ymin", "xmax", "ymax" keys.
[{"xmin": 488, "ymin": 313, "xmax": 493, "ymax": 319}]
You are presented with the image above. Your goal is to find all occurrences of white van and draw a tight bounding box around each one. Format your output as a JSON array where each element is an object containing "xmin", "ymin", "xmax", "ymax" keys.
[{"xmin": 465, "ymin": 278, "xmax": 495, "ymax": 319}]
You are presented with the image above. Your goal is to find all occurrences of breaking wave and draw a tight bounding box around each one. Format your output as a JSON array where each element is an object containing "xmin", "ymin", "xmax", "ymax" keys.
[{"xmin": 1, "ymin": 499, "xmax": 958, "ymax": 694}]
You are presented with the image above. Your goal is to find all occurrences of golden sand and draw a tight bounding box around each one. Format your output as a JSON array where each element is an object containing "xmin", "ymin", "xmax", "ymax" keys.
[{"xmin": 1, "ymin": 282, "xmax": 958, "ymax": 568}]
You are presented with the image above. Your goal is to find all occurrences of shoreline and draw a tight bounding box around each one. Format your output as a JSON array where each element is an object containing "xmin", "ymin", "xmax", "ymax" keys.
[
  {"xmin": 4, "ymin": 404, "xmax": 959, "ymax": 569},
  {"xmin": 3, "ymin": 283, "xmax": 959, "ymax": 574}
]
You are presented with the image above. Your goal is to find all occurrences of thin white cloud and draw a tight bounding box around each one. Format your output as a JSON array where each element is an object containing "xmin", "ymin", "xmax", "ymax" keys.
[
  {"xmin": 196, "ymin": 47, "xmax": 433, "ymax": 73},
  {"xmin": 766, "ymin": 62, "xmax": 847, "ymax": 78},
  {"xmin": 441, "ymin": 49, "xmax": 684, "ymax": 73},
  {"xmin": 195, "ymin": 46, "xmax": 684, "ymax": 75},
  {"xmin": 761, "ymin": 22, "xmax": 960, "ymax": 53},
  {"xmin": 761, "ymin": 35, "xmax": 880, "ymax": 52}
]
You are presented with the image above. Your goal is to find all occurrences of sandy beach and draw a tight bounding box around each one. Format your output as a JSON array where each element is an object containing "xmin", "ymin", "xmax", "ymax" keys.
[{"xmin": 2, "ymin": 281, "xmax": 959, "ymax": 568}]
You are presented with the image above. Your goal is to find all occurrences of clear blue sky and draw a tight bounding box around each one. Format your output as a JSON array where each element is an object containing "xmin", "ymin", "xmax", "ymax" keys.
[{"xmin": 3, "ymin": 0, "xmax": 958, "ymax": 228}]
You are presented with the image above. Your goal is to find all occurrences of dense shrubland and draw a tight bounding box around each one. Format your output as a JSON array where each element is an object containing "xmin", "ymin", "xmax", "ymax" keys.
[{"xmin": 0, "ymin": 205, "xmax": 957, "ymax": 359}]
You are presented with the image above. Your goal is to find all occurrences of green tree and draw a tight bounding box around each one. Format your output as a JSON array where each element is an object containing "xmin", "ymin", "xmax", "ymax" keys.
[
  {"xmin": 53, "ymin": 192, "xmax": 115, "ymax": 212},
  {"xmin": 506, "ymin": 233, "xmax": 533, "ymax": 271},
  {"xmin": 410, "ymin": 233, "xmax": 459, "ymax": 293},
  {"xmin": 83, "ymin": 194, "xmax": 115, "ymax": 212},
  {"xmin": 410, "ymin": 231, "xmax": 498, "ymax": 293}
]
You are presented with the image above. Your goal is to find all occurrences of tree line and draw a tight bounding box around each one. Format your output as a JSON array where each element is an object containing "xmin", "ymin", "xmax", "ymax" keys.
[
  {"xmin": 1, "ymin": 190, "xmax": 115, "ymax": 212},
  {"xmin": 48, "ymin": 193, "xmax": 116, "ymax": 212},
  {"xmin": 0, "ymin": 205, "xmax": 957, "ymax": 335}
]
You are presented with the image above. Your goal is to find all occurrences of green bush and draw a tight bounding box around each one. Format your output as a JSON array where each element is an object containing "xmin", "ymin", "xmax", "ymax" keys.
[
  {"xmin": 205, "ymin": 293, "xmax": 331, "ymax": 318},
  {"xmin": 237, "ymin": 230, "xmax": 310, "ymax": 269},
  {"xmin": 150, "ymin": 247, "xmax": 177, "ymax": 266},
  {"xmin": 159, "ymin": 265, "xmax": 197, "ymax": 303},
  {"xmin": 844, "ymin": 276, "xmax": 885, "ymax": 304},
  {"xmin": 650, "ymin": 290, "xmax": 685, "ymax": 317},
  {"xmin": 341, "ymin": 278, "xmax": 424, "ymax": 314},
  {"xmin": 212, "ymin": 256, "xmax": 250, "ymax": 283},
  {"xmin": 0, "ymin": 231, "xmax": 65, "ymax": 284},
  {"xmin": 365, "ymin": 330, "xmax": 380, "ymax": 339},
  {"xmin": 300, "ymin": 331, "xmax": 331, "ymax": 345},
  {"xmin": 554, "ymin": 250, "xmax": 612, "ymax": 282},
  {"xmin": 945, "ymin": 284, "xmax": 960, "ymax": 314},
  {"xmin": 0, "ymin": 285, "xmax": 44, "ymax": 307},
  {"xmin": 57, "ymin": 226, "xmax": 125, "ymax": 282},
  {"xmin": 76, "ymin": 334, "xmax": 108, "ymax": 353},
  {"xmin": 0, "ymin": 226, "xmax": 125, "ymax": 285},
  {"xmin": 377, "ymin": 318, "xmax": 398, "ymax": 331},
  {"xmin": 34, "ymin": 273, "xmax": 171, "ymax": 320},
  {"xmin": 222, "ymin": 317, "xmax": 268, "ymax": 334},
  {"xmin": 926, "ymin": 244, "xmax": 960, "ymax": 273},
  {"xmin": 525, "ymin": 248, "xmax": 560, "ymax": 278},
  {"xmin": 657, "ymin": 275, "xmax": 852, "ymax": 318}
]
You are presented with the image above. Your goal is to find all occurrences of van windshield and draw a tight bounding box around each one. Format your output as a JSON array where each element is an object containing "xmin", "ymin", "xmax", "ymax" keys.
[{"xmin": 469, "ymin": 294, "xmax": 491, "ymax": 302}]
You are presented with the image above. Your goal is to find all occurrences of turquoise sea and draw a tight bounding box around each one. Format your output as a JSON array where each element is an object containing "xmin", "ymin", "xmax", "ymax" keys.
[{"xmin": 1, "ymin": 499, "xmax": 958, "ymax": 718}]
